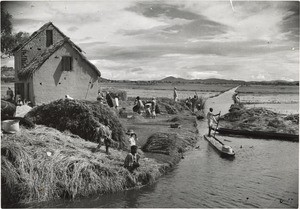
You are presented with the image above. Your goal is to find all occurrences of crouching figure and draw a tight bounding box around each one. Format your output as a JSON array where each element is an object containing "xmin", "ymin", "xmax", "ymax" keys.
[{"xmin": 124, "ymin": 145, "xmax": 140, "ymax": 172}]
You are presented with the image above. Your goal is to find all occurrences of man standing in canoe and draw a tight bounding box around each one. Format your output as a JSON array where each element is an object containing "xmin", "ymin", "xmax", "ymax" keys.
[{"xmin": 207, "ymin": 108, "xmax": 220, "ymax": 137}]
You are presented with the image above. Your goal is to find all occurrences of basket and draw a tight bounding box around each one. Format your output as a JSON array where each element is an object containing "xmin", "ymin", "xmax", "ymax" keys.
[{"xmin": 1, "ymin": 119, "xmax": 20, "ymax": 133}]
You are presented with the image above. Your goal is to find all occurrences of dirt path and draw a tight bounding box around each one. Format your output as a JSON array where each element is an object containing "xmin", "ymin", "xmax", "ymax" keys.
[{"xmin": 205, "ymin": 86, "xmax": 239, "ymax": 116}]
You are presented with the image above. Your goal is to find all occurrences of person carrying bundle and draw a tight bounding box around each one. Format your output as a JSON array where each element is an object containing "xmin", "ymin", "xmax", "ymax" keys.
[
  {"xmin": 207, "ymin": 108, "xmax": 220, "ymax": 137},
  {"xmin": 96, "ymin": 135, "xmax": 112, "ymax": 154}
]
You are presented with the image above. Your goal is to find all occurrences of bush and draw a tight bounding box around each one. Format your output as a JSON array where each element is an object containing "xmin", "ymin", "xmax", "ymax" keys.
[{"xmin": 25, "ymin": 99, "xmax": 127, "ymax": 149}]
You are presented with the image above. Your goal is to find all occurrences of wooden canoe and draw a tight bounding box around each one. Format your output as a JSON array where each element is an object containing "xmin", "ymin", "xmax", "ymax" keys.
[
  {"xmin": 204, "ymin": 135, "xmax": 235, "ymax": 158},
  {"xmin": 217, "ymin": 128, "xmax": 299, "ymax": 142}
]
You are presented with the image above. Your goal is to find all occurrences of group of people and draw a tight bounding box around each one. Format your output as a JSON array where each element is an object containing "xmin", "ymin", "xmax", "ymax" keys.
[
  {"xmin": 97, "ymin": 91, "xmax": 119, "ymax": 109},
  {"xmin": 133, "ymin": 96, "xmax": 156, "ymax": 118},
  {"xmin": 185, "ymin": 92, "xmax": 199, "ymax": 112},
  {"xmin": 5, "ymin": 87, "xmax": 29, "ymax": 106}
]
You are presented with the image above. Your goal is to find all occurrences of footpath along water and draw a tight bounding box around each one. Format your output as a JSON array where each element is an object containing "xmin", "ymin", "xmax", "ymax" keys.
[{"xmin": 33, "ymin": 87, "xmax": 298, "ymax": 208}]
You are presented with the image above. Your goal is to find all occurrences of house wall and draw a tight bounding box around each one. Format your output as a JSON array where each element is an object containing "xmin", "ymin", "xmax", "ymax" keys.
[
  {"xmin": 32, "ymin": 43, "xmax": 100, "ymax": 105},
  {"xmin": 14, "ymin": 50, "xmax": 22, "ymax": 82},
  {"xmin": 21, "ymin": 25, "xmax": 65, "ymax": 68}
]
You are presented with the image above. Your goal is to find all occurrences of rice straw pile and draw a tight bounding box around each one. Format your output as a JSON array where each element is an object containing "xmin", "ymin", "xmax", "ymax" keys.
[{"xmin": 2, "ymin": 126, "xmax": 164, "ymax": 205}]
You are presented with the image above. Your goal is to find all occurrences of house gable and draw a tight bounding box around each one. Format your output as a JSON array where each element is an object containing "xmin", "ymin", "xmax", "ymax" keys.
[
  {"xmin": 32, "ymin": 42, "xmax": 100, "ymax": 104},
  {"xmin": 18, "ymin": 38, "xmax": 100, "ymax": 80}
]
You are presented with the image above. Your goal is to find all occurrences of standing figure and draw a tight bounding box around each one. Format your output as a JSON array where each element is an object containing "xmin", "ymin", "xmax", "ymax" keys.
[
  {"xmin": 97, "ymin": 91, "xmax": 104, "ymax": 104},
  {"xmin": 191, "ymin": 95, "xmax": 197, "ymax": 112},
  {"xmin": 96, "ymin": 135, "xmax": 112, "ymax": 154},
  {"xmin": 207, "ymin": 108, "xmax": 220, "ymax": 137},
  {"xmin": 126, "ymin": 129, "xmax": 138, "ymax": 149},
  {"xmin": 124, "ymin": 145, "xmax": 140, "ymax": 172},
  {"xmin": 134, "ymin": 96, "xmax": 144, "ymax": 114},
  {"xmin": 151, "ymin": 97, "xmax": 156, "ymax": 118},
  {"xmin": 232, "ymin": 93, "xmax": 240, "ymax": 104},
  {"xmin": 173, "ymin": 87, "xmax": 178, "ymax": 102},
  {"xmin": 106, "ymin": 91, "xmax": 114, "ymax": 108},
  {"xmin": 114, "ymin": 94, "xmax": 119, "ymax": 109},
  {"xmin": 6, "ymin": 87, "xmax": 14, "ymax": 101}
]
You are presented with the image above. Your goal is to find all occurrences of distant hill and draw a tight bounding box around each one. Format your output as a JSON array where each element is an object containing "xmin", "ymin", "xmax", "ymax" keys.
[
  {"xmin": 160, "ymin": 76, "xmax": 188, "ymax": 82},
  {"xmin": 101, "ymin": 76, "xmax": 299, "ymax": 86},
  {"xmin": 159, "ymin": 76, "xmax": 245, "ymax": 84}
]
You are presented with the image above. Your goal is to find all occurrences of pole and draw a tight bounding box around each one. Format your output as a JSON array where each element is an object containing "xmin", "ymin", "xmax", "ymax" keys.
[{"xmin": 214, "ymin": 111, "xmax": 221, "ymax": 137}]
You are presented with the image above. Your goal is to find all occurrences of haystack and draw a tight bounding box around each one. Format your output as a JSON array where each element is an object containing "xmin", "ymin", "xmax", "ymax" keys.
[
  {"xmin": 221, "ymin": 104, "xmax": 299, "ymax": 134},
  {"xmin": 25, "ymin": 99, "xmax": 127, "ymax": 149},
  {"xmin": 142, "ymin": 132, "xmax": 185, "ymax": 163},
  {"xmin": 1, "ymin": 126, "xmax": 163, "ymax": 206}
]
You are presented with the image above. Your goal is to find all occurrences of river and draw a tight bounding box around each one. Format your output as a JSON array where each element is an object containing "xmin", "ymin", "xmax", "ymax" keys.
[{"xmin": 32, "ymin": 87, "xmax": 299, "ymax": 208}]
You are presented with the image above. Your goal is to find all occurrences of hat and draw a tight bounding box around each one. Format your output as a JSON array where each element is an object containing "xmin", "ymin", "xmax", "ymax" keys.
[{"xmin": 126, "ymin": 129, "xmax": 135, "ymax": 135}]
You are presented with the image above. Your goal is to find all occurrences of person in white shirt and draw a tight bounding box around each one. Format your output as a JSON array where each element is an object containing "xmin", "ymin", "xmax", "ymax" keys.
[
  {"xmin": 207, "ymin": 108, "xmax": 220, "ymax": 136},
  {"xmin": 126, "ymin": 129, "xmax": 138, "ymax": 149}
]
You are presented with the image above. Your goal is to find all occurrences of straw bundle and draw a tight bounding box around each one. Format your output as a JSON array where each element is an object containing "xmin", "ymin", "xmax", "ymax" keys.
[
  {"xmin": 25, "ymin": 99, "xmax": 127, "ymax": 149},
  {"xmin": 1, "ymin": 126, "xmax": 164, "ymax": 205}
]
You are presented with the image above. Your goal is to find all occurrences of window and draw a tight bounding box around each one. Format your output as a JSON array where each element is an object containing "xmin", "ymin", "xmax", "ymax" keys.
[
  {"xmin": 62, "ymin": 56, "xmax": 72, "ymax": 71},
  {"xmin": 46, "ymin": 30, "xmax": 53, "ymax": 47}
]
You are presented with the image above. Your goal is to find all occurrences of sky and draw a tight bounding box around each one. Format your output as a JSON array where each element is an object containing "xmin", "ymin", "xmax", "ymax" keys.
[{"xmin": 2, "ymin": 0, "xmax": 299, "ymax": 81}]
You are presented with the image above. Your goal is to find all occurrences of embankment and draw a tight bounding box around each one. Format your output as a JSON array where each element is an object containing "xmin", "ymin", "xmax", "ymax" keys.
[
  {"xmin": 1, "ymin": 97, "xmax": 201, "ymax": 207},
  {"xmin": 219, "ymin": 103, "xmax": 299, "ymax": 135}
]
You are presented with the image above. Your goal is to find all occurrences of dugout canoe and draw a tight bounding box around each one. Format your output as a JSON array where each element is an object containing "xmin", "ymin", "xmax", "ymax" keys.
[
  {"xmin": 203, "ymin": 135, "xmax": 235, "ymax": 158},
  {"xmin": 217, "ymin": 128, "xmax": 299, "ymax": 142}
]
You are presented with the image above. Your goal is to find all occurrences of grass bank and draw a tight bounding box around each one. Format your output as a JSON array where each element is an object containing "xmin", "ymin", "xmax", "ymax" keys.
[
  {"xmin": 1, "ymin": 126, "xmax": 166, "ymax": 206},
  {"xmin": 2, "ymin": 97, "xmax": 203, "ymax": 207},
  {"xmin": 219, "ymin": 103, "xmax": 299, "ymax": 135}
]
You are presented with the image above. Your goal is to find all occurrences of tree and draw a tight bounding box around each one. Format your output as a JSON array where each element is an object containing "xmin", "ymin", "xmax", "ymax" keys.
[{"xmin": 1, "ymin": 5, "xmax": 29, "ymax": 58}]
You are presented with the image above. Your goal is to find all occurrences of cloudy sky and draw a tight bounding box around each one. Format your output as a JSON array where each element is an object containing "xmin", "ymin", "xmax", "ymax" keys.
[{"xmin": 2, "ymin": 0, "xmax": 299, "ymax": 81}]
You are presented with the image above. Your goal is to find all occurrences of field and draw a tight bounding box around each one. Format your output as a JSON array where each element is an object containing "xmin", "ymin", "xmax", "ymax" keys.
[
  {"xmin": 237, "ymin": 84, "xmax": 299, "ymax": 114},
  {"xmin": 100, "ymin": 82, "xmax": 237, "ymax": 99},
  {"xmin": 237, "ymin": 84, "xmax": 299, "ymax": 94}
]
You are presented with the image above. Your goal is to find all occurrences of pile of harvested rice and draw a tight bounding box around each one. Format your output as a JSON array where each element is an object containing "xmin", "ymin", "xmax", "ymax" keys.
[
  {"xmin": 220, "ymin": 104, "xmax": 299, "ymax": 134},
  {"xmin": 25, "ymin": 99, "xmax": 127, "ymax": 149},
  {"xmin": 1, "ymin": 126, "xmax": 164, "ymax": 206}
]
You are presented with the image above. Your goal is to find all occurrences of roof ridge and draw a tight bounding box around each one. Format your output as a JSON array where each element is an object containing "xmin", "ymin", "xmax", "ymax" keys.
[{"xmin": 12, "ymin": 22, "xmax": 68, "ymax": 53}]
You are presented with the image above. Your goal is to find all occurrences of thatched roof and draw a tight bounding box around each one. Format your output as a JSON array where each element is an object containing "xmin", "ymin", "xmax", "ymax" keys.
[
  {"xmin": 12, "ymin": 22, "xmax": 83, "ymax": 53},
  {"xmin": 18, "ymin": 37, "xmax": 100, "ymax": 80}
]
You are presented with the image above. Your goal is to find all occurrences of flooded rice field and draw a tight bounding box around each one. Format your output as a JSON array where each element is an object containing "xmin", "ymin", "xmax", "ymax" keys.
[
  {"xmin": 120, "ymin": 88, "xmax": 217, "ymax": 100},
  {"xmin": 240, "ymin": 93, "xmax": 299, "ymax": 114}
]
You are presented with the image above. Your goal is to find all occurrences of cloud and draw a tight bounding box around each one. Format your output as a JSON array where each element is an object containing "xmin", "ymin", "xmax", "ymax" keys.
[
  {"xmin": 67, "ymin": 26, "xmax": 79, "ymax": 32},
  {"xmin": 2, "ymin": 1, "xmax": 299, "ymax": 81},
  {"xmin": 130, "ymin": 67, "xmax": 143, "ymax": 72}
]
